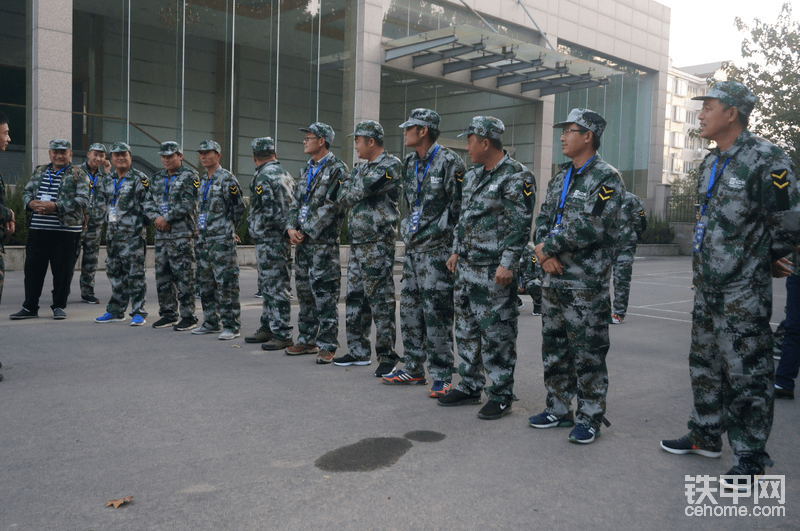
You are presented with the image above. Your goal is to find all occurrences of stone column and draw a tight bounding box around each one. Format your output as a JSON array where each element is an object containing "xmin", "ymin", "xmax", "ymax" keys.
[{"xmin": 533, "ymin": 98, "xmax": 554, "ymax": 213}]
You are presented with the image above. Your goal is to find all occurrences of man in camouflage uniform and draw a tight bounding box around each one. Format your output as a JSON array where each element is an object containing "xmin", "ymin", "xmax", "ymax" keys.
[
  {"xmin": 94, "ymin": 142, "xmax": 149, "ymax": 325},
  {"xmin": 145, "ymin": 141, "xmax": 200, "ymax": 331},
  {"xmin": 10, "ymin": 139, "xmax": 90, "ymax": 321},
  {"xmin": 610, "ymin": 192, "xmax": 646, "ymax": 324},
  {"xmin": 437, "ymin": 116, "xmax": 534, "ymax": 421},
  {"xmin": 333, "ymin": 120, "xmax": 402, "ymax": 376},
  {"xmin": 0, "ymin": 112, "xmax": 13, "ymax": 382},
  {"xmin": 661, "ymin": 82, "xmax": 800, "ymax": 488},
  {"xmin": 77, "ymin": 143, "xmax": 111, "ymax": 304},
  {"xmin": 528, "ymin": 108, "xmax": 623, "ymax": 443},
  {"xmin": 243, "ymin": 137, "xmax": 295, "ymax": 351},
  {"xmin": 191, "ymin": 140, "xmax": 244, "ymax": 340},
  {"xmin": 285, "ymin": 123, "xmax": 348, "ymax": 364},
  {"xmin": 381, "ymin": 109, "xmax": 464, "ymax": 397},
  {"xmin": 519, "ymin": 241, "xmax": 542, "ymax": 316}
]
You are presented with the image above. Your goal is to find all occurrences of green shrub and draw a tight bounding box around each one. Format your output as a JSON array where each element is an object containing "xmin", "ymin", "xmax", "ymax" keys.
[
  {"xmin": 4, "ymin": 184, "xmax": 29, "ymax": 246},
  {"xmin": 640, "ymin": 214, "xmax": 675, "ymax": 244}
]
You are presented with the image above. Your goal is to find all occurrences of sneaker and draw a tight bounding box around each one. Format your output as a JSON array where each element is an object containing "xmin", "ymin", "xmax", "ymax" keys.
[
  {"xmin": 429, "ymin": 380, "xmax": 452, "ymax": 398},
  {"xmin": 95, "ymin": 312, "xmax": 125, "ymax": 323},
  {"xmin": 382, "ymin": 369, "xmax": 427, "ymax": 385},
  {"xmin": 130, "ymin": 315, "xmax": 146, "ymax": 326},
  {"xmin": 437, "ymin": 389, "xmax": 482, "ymax": 407},
  {"xmin": 333, "ymin": 353, "xmax": 371, "ymax": 366},
  {"xmin": 261, "ymin": 338, "xmax": 294, "ymax": 351},
  {"xmin": 191, "ymin": 322, "xmax": 221, "ymax": 335},
  {"xmin": 517, "ymin": 298, "xmax": 524, "ymax": 308},
  {"xmin": 719, "ymin": 462, "xmax": 765, "ymax": 492},
  {"xmin": 660, "ymin": 436, "xmax": 722, "ymax": 458},
  {"xmin": 285, "ymin": 343, "xmax": 319, "ymax": 356},
  {"xmin": 52, "ymin": 308, "xmax": 66, "ymax": 320},
  {"xmin": 244, "ymin": 328, "xmax": 273, "ymax": 343},
  {"xmin": 374, "ymin": 361, "xmax": 396, "ymax": 377},
  {"xmin": 774, "ymin": 385, "xmax": 794, "ymax": 400},
  {"xmin": 173, "ymin": 317, "xmax": 198, "ymax": 331},
  {"xmin": 611, "ymin": 314, "xmax": 624, "ymax": 324},
  {"xmin": 569, "ymin": 423, "xmax": 600, "ymax": 444},
  {"xmin": 316, "ymin": 350, "xmax": 335, "ymax": 364},
  {"xmin": 219, "ymin": 329, "xmax": 240, "ymax": 340},
  {"xmin": 254, "ymin": 291, "xmax": 263, "ymax": 298},
  {"xmin": 478, "ymin": 400, "xmax": 512, "ymax": 420},
  {"xmin": 10, "ymin": 308, "xmax": 38, "ymax": 320},
  {"xmin": 532, "ymin": 305, "xmax": 542, "ymax": 316},
  {"xmin": 152, "ymin": 316, "xmax": 178, "ymax": 329},
  {"xmin": 527, "ymin": 410, "xmax": 575, "ymax": 429},
  {"xmin": 81, "ymin": 295, "xmax": 100, "ymax": 304}
]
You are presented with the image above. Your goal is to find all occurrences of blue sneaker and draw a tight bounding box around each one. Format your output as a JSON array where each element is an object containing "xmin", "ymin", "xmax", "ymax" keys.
[
  {"xmin": 130, "ymin": 315, "xmax": 146, "ymax": 326},
  {"xmin": 528, "ymin": 410, "xmax": 574, "ymax": 429},
  {"xmin": 569, "ymin": 423, "xmax": 600, "ymax": 444},
  {"xmin": 95, "ymin": 312, "xmax": 125, "ymax": 323}
]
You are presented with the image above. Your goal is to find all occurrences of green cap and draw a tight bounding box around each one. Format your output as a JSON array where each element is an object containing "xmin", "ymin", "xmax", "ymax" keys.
[
  {"xmin": 158, "ymin": 141, "xmax": 182, "ymax": 156},
  {"xmin": 251, "ymin": 137, "xmax": 275, "ymax": 153},
  {"xmin": 399, "ymin": 108, "xmax": 440, "ymax": 130},
  {"xmin": 457, "ymin": 116, "xmax": 504, "ymax": 140},
  {"xmin": 88, "ymin": 143, "xmax": 107, "ymax": 154},
  {"xmin": 109, "ymin": 142, "xmax": 132, "ymax": 153},
  {"xmin": 553, "ymin": 108, "xmax": 607, "ymax": 138},
  {"xmin": 347, "ymin": 120, "xmax": 384, "ymax": 141},
  {"xmin": 49, "ymin": 139, "xmax": 71, "ymax": 150},
  {"xmin": 692, "ymin": 80, "xmax": 757, "ymax": 118},
  {"xmin": 197, "ymin": 140, "xmax": 221, "ymax": 153},
  {"xmin": 299, "ymin": 122, "xmax": 335, "ymax": 144}
]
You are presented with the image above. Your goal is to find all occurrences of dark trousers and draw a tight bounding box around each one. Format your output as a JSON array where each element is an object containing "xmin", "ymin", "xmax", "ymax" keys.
[
  {"xmin": 776, "ymin": 275, "xmax": 800, "ymax": 391},
  {"xmin": 23, "ymin": 229, "xmax": 81, "ymax": 312}
]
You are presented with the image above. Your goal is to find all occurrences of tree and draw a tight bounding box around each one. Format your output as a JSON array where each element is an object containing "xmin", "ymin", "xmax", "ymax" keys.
[{"xmin": 725, "ymin": 3, "xmax": 800, "ymax": 169}]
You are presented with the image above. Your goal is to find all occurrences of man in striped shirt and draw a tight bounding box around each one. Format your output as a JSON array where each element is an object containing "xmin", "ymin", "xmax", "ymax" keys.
[{"xmin": 10, "ymin": 139, "xmax": 90, "ymax": 320}]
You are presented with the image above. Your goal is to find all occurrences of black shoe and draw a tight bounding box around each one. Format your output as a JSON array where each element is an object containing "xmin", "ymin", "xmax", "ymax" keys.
[
  {"xmin": 52, "ymin": 308, "xmax": 67, "ymax": 320},
  {"xmin": 173, "ymin": 317, "xmax": 198, "ymax": 331},
  {"xmin": 477, "ymin": 400, "xmax": 512, "ymax": 420},
  {"xmin": 775, "ymin": 386, "xmax": 794, "ymax": 400},
  {"xmin": 10, "ymin": 308, "xmax": 38, "ymax": 320},
  {"xmin": 152, "ymin": 316, "xmax": 179, "ymax": 329},
  {"xmin": 660, "ymin": 435, "xmax": 722, "ymax": 458},
  {"xmin": 720, "ymin": 461, "xmax": 765, "ymax": 492},
  {"xmin": 81, "ymin": 295, "xmax": 100, "ymax": 304},
  {"xmin": 333, "ymin": 353, "xmax": 371, "ymax": 366},
  {"xmin": 437, "ymin": 389, "xmax": 482, "ymax": 407},
  {"xmin": 532, "ymin": 305, "xmax": 542, "ymax": 316},
  {"xmin": 374, "ymin": 361, "xmax": 396, "ymax": 377}
]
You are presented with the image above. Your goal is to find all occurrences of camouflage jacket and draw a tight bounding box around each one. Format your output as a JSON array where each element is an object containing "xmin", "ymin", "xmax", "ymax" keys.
[
  {"xmin": 247, "ymin": 160, "xmax": 295, "ymax": 243},
  {"xmin": 337, "ymin": 150, "xmax": 402, "ymax": 245},
  {"xmin": 95, "ymin": 167, "xmax": 150, "ymax": 239},
  {"xmin": 519, "ymin": 241, "xmax": 541, "ymax": 293},
  {"xmin": 145, "ymin": 164, "xmax": 200, "ymax": 240},
  {"xmin": 23, "ymin": 162, "xmax": 91, "ymax": 228},
  {"xmin": 693, "ymin": 130, "xmax": 800, "ymax": 292},
  {"xmin": 0, "ymin": 172, "xmax": 11, "ymax": 246},
  {"xmin": 79, "ymin": 162, "xmax": 110, "ymax": 229},
  {"xmin": 615, "ymin": 191, "xmax": 647, "ymax": 252},
  {"xmin": 197, "ymin": 166, "xmax": 244, "ymax": 243},
  {"xmin": 400, "ymin": 143, "xmax": 465, "ymax": 253},
  {"xmin": 286, "ymin": 153, "xmax": 348, "ymax": 244},
  {"xmin": 534, "ymin": 154, "xmax": 624, "ymax": 290},
  {"xmin": 455, "ymin": 152, "xmax": 534, "ymax": 269}
]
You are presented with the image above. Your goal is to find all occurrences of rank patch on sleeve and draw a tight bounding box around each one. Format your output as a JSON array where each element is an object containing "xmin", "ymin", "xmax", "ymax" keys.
[
  {"xmin": 141, "ymin": 176, "xmax": 149, "ymax": 188},
  {"xmin": 256, "ymin": 185, "xmax": 263, "ymax": 195},
  {"xmin": 193, "ymin": 178, "xmax": 200, "ymax": 188},
  {"xmin": 591, "ymin": 185, "xmax": 614, "ymax": 216},
  {"xmin": 456, "ymin": 171, "xmax": 464, "ymax": 183},
  {"xmin": 772, "ymin": 169, "xmax": 790, "ymax": 211},
  {"xmin": 230, "ymin": 184, "xmax": 239, "ymax": 195}
]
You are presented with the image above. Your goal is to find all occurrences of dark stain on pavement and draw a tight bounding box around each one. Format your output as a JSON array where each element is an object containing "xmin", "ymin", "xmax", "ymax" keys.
[
  {"xmin": 403, "ymin": 430, "xmax": 446, "ymax": 442},
  {"xmin": 315, "ymin": 437, "xmax": 413, "ymax": 472}
]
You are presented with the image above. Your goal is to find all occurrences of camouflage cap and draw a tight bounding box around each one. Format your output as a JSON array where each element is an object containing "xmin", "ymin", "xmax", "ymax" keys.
[
  {"xmin": 553, "ymin": 108, "xmax": 607, "ymax": 138},
  {"xmin": 691, "ymin": 80, "xmax": 757, "ymax": 118},
  {"xmin": 88, "ymin": 143, "xmax": 107, "ymax": 154},
  {"xmin": 251, "ymin": 137, "xmax": 275, "ymax": 153},
  {"xmin": 197, "ymin": 140, "xmax": 221, "ymax": 153},
  {"xmin": 347, "ymin": 120, "xmax": 384, "ymax": 141},
  {"xmin": 457, "ymin": 116, "xmax": 504, "ymax": 140},
  {"xmin": 299, "ymin": 122, "xmax": 335, "ymax": 144},
  {"xmin": 109, "ymin": 141, "xmax": 132, "ymax": 153},
  {"xmin": 49, "ymin": 139, "xmax": 71, "ymax": 150},
  {"xmin": 157, "ymin": 141, "xmax": 182, "ymax": 156},
  {"xmin": 399, "ymin": 108, "xmax": 440, "ymax": 130}
]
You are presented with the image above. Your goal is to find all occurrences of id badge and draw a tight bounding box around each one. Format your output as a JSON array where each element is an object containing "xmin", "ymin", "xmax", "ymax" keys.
[
  {"xmin": 197, "ymin": 212, "xmax": 208, "ymax": 230},
  {"xmin": 548, "ymin": 224, "xmax": 563, "ymax": 238},
  {"xmin": 40, "ymin": 193, "xmax": 52, "ymax": 202},
  {"xmin": 108, "ymin": 206, "xmax": 119, "ymax": 222},
  {"xmin": 159, "ymin": 203, "xmax": 170, "ymax": 215},
  {"xmin": 298, "ymin": 206, "xmax": 309, "ymax": 224},
  {"xmin": 408, "ymin": 210, "xmax": 421, "ymax": 234},
  {"xmin": 692, "ymin": 221, "xmax": 706, "ymax": 253}
]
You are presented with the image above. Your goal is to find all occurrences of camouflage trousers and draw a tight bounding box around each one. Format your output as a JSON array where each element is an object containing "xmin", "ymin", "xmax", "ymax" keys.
[
  {"xmin": 255, "ymin": 239, "xmax": 292, "ymax": 341},
  {"xmin": 687, "ymin": 288, "xmax": 774, "ymax": 468},
  {"xmin": 541, "ymin": 287, "xmax": 610, "ymax": 429},
  {"xmin": 295, "ymin": 243, "xmax": 340, "ymax": 352},
  {"xmin": 345, "ymin": 240, "xmax": 397, "ymax": 363},
  {"xmin": 400, "ymin": 247, "xmax": 455, "ymax": 381},
  {"xmin": 106, "ymin": 234, "xmax": 148, "ymax": 317},
  {"xmin": 154, "ymin": 237, "xmax": 197, "ymax": 320},
  {"xmin": 79, "ymin": 226, "xmax": 102, "ymax": 298},
  {"xmin": 196, "ymin": 238, "xmax": 241, "ymax": 332},
  {"xmin": 612, "ymin": 249, "xmax": 635, "ymax": 316},
  {"xmin": 453, "ymin": 261, "xmax": 518, "ymax": 402}
]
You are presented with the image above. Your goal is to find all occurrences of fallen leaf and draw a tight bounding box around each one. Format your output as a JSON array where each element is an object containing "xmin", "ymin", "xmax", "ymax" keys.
[
  {"xmin": 323, "ymin": 475, "xmax": 330, "ymax": 479},
  {"xmin": 388, "ymin": 497, "xmax": 391, "ymax": 500},
  {"xmin": 231, "ymin": 344, "xmax": 241, "ymax": 348},
  {"xmin": 106, "ymin": 496, "xmax": 133, "ymax": 509}
]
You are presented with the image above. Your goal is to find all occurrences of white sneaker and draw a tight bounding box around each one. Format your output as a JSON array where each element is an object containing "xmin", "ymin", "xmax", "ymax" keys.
[
  {"xmin": 219, "ymin": 329, "xmax": 240, "ymax": 340},
  {"xmin": 611, "ymin": 314, "xmax": 624, "ymax": 325},
  {"xmin": 192, "ymin": 322, "xmax": 221, "ymax": 335}
]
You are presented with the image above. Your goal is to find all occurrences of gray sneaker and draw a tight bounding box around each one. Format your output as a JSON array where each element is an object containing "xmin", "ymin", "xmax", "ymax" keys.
[
  {"xmin": 192, "ymin": 322, "xmax": 221, "ymax": 335},
  {"xmin": 52, "ymin": 308, "xmax": 66, "ymax": 320},
  {"xmin": 218, "ymin": 329, "xmax": 240, "ymax": 340}
]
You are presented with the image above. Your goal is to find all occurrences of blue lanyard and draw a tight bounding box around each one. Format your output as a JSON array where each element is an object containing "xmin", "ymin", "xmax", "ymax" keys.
[
  {"xmin": 46, "ymin": 165, "xmax": 67, "ymax": 193},
  {"xmin": 89, "ymin": 173, "xmax": 98, "ymax": 196},
  {"xmin": 164, "ymin": 174, "xmax": 177, "ymax": 202},
  {"xmin": 414, "ymin": 145, "xmax": 439, "ymax": 208},
  {"xmin": 305, "ymin": 154, "xmax": 328, "ymax": 202},
  {"xmin": 112, "ymin": 175, "xmax": 127, "ymax": 206},
  {"xmin": 700, "ymin": 157, "xmax": 731, "ymax": 217},
  {"xmin": 201, "ymin": 175, "xmax": 213, "ymax": 212},
  {"xmin": 555, "ymin": 155, "xmax": 594, "ymax": 225}
]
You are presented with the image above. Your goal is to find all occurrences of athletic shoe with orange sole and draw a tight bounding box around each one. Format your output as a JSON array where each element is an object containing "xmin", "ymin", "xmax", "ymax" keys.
[
  {"xmin": 429, "ymin": 380, "xmax": 452, "ymax": 398},
  {"xmin": 382, "ymin": 369, "xmax": 427, "ymax": 385}
]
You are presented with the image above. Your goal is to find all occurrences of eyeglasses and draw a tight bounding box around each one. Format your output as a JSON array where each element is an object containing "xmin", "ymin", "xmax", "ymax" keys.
[
  {"xmin": 560, "ymin": 129, "xmax": 583, "ymax": 136},
  {"xmin": 303, "ymin": 136, "xmax": 321, "ymax": 142}
]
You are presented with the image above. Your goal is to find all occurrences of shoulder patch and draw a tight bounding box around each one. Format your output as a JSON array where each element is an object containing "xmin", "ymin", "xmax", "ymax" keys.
[
  {"xmin": 141, "ymin": 176, "xmax": 150, "ymax": 188},
  {"xmin": 193, "ymin": 177, "xmax": 200, "ymax": 188},
  {"xmin": 591, "ymin": 185, "xmax": 614, "ymax": 216},
  {"xmin": 456, "ymin": 171, "xmax": 464, "ymax": 183},
  {"xmin": 772, "ymin": 169, "xmax": 790, "ymax": 211},
  {"xmin": 230, "ymin": 184, "xmax": 239, "ymax": 195},
  {"xmin": 256, "ymin": 185, "xmax": 263, "ymax": 195},
  {"xmin": 523, "ymin": 181, "xmax": 533, "ymax": 197}
]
